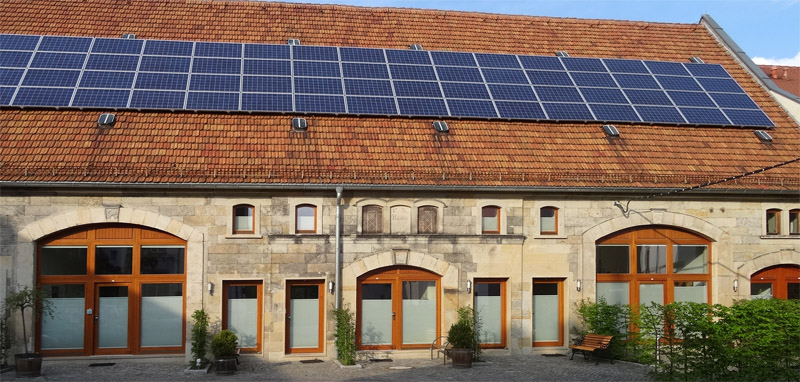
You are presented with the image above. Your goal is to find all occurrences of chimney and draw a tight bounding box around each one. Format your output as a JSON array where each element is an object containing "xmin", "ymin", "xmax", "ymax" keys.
[
  {"xmin": 783, "ymin": 68, "xmax": 789, "ymax": 79},
  {"xmin": 770, "ymin": 66, "xmax": 778, "ymax": 79}
]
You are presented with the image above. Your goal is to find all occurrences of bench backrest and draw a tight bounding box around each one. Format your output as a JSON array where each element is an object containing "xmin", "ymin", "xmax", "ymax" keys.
[{"xmin": 581, "ymin": 334, "xmax": 613, "ymax": 348}]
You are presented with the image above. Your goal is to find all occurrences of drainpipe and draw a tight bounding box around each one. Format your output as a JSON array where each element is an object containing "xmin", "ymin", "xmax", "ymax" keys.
[{"xmin": 335, "ymin": 186, "xmax": 343, "ymax": 310}]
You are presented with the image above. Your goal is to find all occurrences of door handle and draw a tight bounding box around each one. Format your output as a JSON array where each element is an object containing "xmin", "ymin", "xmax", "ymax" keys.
[
  {"xmin": 95, "ymin": 315, "xmax": 99, "ymax": 321},
  {"xmin": 392, "ymin": 311, "xmax": 395, "ymax": 320}
]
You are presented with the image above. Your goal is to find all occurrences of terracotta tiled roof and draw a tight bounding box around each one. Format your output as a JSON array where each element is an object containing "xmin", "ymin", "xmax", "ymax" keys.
[
  {"xmin": 759, "ymin": 65, "xmax": 800, "ymax": 97},
  {"xmin": 1, "ymin": 0, "xmax": 799, "ymax": 190}
]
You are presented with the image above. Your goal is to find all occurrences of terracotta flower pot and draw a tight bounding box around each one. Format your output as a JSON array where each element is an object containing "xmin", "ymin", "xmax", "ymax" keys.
[
  {"xmin": 450, "ymin": 348, "xmax": 473, "ymax": 369},
  {"xmin": 15, "ymin": 353, "xmax": 43, "ymax": 378}
]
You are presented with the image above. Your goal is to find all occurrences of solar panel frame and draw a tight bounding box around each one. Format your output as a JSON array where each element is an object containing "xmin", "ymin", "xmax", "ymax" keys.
[
  {"xmin": 431, "ymin": 51, "xmax": 477, "ymax": 67},
  {"xmin": 495, "ymin": 101, "xmax": 546, "ymax": 119},
  {"xmin": 0, "ymin": 86, "xmax": 15, "ymax": 105},
  {"xmin": 144, "ymin": 40, "xmax": 194, "ymax": 56},
  {"xmin": 13, "ymin": 87, "xmax": 74, "ymax": 106},
  {"xmin": 447, "ymin": 99, "xmax": 498, "ymax": 118},
  {"xmin": 722, "ymin": 109, "xmax": 773, "ymax": 127},
  {"xmin": 346, "ymin": 96, "xmax": 398, "ymax": 115},
  {"xmin": 21, "ymin": 69, "xmax": 81, "ymax": 87},
  {"xmin": 340, "ymin": 47, "xmax": 386, "ymax": 63},
  {"xmin": 436, "ymin": 66, "xmax": 483, "ymax": 83},
  {"xmin": 72, "ymin": 88, "xmax": 131, "ymax": 108},
  {"xmin": 80, "ymin": 71, "xmax": 136, "ymax": 89},
  {"xmin": 91, "ymin": 38, "xmax": 143, "ymax": 54},
  {"xmin": 85, "ymin": 54, "xmax": 140, "ymax": 71},
  {"xmin": 0, "ymin": 34, "xmax": 40, "ymax": 51},
  {"xmin": 488, "ymin": 84, "xmax": 538, "ymax": 101},
  {"xmin": 38, "ymin": 36, "xmax": 92, "ymax": 53},
  {"xmin": 30, "ymin": 52, "xmax": 86, "ymax": 69},
  {"xmin": 0, "ymin": 68, "xmax": 25, "ymax": 86},
  {"xmin": 343, "ymin": 79, "xmax": 394, "ymax": 96},
  {"xmin": 242, "ymin": 76, "xmax": 292, "ymax": 93},
  {"xmin": 481, "ymin": 68, "xmax": 529, "ymax": 84},
  {"xmin": 0, "ymin": 51, "xmax": 33, "ymax": 67},
  {"xmin": 130, "ymin": 90, "xmax": 186, "ymax": 109},
  {"xmin": 634, "ymin": 105, "xmax": 687, "ymax": 124}
]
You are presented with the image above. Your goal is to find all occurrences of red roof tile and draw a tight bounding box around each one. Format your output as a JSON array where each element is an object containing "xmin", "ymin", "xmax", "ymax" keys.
[{"xmin": 760, "ymin": 65, "xmax": 800, "ymax": 97}]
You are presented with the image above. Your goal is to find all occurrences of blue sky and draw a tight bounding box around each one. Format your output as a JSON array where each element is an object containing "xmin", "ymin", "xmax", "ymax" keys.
[{"xmin": 278, "ymin": 0, "xmax": 800, "ymax": 65}]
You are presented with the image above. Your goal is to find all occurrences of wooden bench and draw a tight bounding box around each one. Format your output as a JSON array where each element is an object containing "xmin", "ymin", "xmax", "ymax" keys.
[
  {"xmin": 430, "ymin": 336, "xmax": 452, "ymax": 364},
  {"xmin": 569, "ymin": 334, "xmax": 614, "ymax": 365}
]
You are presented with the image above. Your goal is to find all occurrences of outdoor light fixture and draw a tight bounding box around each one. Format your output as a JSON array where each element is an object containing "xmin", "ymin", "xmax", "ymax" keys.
[
  {"xmin": 733, "ymin": 279, "xmax": 738, "ymax": 293},
  {"xmin": 208, "ymin": 282, "xmax": 213, "ymax": 295},
  {"xmin": 328, "ymin": 280, "xmax": 335, "ymax": 294},
  {"xmin": 576, "ymin": 279, "xmax": 582, "ymax": 292},
  {"xmin": 466, "ymin": 280, "xmax": 472, "ymax": 293}
]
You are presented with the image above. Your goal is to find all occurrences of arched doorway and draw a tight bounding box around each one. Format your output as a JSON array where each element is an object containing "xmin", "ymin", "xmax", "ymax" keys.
[
  {"xmin": 36, "ymin": 224, "xmax": 186, "ymax": 356},
  {"xmin": 750, "ymin": 265, "xmax": 800, "ymax": 300},
  {"xmin": 356, "ymin": 266, "xmax": 441, "ymax": 350}
]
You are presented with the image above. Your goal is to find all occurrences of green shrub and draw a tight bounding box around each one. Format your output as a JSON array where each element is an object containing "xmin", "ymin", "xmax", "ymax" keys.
[
  {"xmin": 576, "ymin": 298, "xmax": 632, "ymax": 360},
  {"xmin": 333, "ymin": 306, "xmax": 356, "ymax": 366},
  {"xmin": 447, "ymin": 320, "xmax": 474, "ymax": 349},
  {"xmin": 190, "ymin": 309, "xmax": 209, "ymax": 367},
  {"xmin": 0, "ymin": 307, "xmax": 11, "ymax": 367},
  {"xmin": 211, "ymin": 330, "xmax": 238, "ymax": 359}
]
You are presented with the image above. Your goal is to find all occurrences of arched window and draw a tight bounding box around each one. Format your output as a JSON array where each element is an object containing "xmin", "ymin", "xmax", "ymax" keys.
[
  {"xmin": 232, "ymin": 204, "xmax": 255, "ymax": 234},
  {"xmin": 481, "ymin": 206, "xmax": 500, "ymax": 234},
  {"xmin": 362, "ymin": 205, "xmax": 383, "ymax": 234},
  {"xmin": 540, "ymin": 207, "xmax": 558, "ymax": 235},
  {"xmin": 790, "ymin": 209, "xmax": 799, "ymax": 235},
  {"xmin": 418, "ymin": 206, "xmax": 438, "ymax": 234},
  {"xmin": 296, "ymin": 204, "xmax": 317, "ymax": 233},
  {"xmin": 766, "ymin": 209, "xmax": 781, "ymax": 235}
]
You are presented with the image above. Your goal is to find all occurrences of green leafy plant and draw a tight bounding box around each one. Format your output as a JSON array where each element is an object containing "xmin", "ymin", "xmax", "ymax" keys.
[
  {"xmin": 211, "ymin": 330, "xmax": 238, "ymax": 359},
  {"xmin": 576, "ymin": 298, "xmax": 632, "ymax": 361},
  {"xmin": 447, "ymin": 306, "xmax": 481, "ymax": 360},
  {"xmin": 3, "ymin": 286, "xmax": 53, "ymax": 356},
  {"xmin": 0, "ymin": 306, "xmax": 11, "ymax": 367},
  {"xmin": 332, "ymin": 306, "xmax": 356, "ymax": 366},
  {"xmin": 190, "ymin": 309, "xmax": 210, "ymax": 367}
]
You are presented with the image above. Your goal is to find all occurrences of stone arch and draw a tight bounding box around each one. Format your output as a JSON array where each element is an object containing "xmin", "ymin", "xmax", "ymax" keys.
[
  {"xmin": 736, "ymin": 248, "xmax": 800, "ymax": 280},
  {"xmin": 342, "ymin": 250, "xmax": 457, "ymax": 290}
]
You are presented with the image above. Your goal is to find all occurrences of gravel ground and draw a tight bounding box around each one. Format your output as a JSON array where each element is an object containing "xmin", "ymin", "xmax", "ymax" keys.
[{"xmin": 3, "ymin": 352, "xmax": 652, "ymax": 381}]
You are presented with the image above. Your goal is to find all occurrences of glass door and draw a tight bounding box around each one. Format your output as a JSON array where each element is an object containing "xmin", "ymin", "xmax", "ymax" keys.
[
  {"xmin": 94, "ymin": 284, "xmax": 132, "ymax": 354},
  {"xmin": 532, "ymin": 279, "xmax": 563, "ymax": 346},
  {"xmin": 401, "ymin": 281, "xmax": 436, "ymax": 346},
  {"xmin": 223, "ymin": 281, "xmax": 262, "ymax": 352},
  {"xmin": 286, "ymin": 280, "xmax": 324, "ymax": 353},
  {"xmin": 474, "ymin": 279, "xmax": 506, "ymax": 348},
  {"xmin": 360, "ymin": 283, "xmax": 393, "ymax": 348}
]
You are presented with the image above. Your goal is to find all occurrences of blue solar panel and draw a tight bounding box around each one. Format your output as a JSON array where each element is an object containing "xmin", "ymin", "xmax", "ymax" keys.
[
  {"xmin": 709, "ymin": 93, "xmax": 757, "ymax": 109},
  {"xmin": 135, "ymin": 73, "xmax": 188, "ymax": 90},
  {"xmin": 72, "ymin": 89, "xmax": 130, "ymax": 108},
  {"xmin": 590, "ymin": 104, "xmax": 640, "ymax": 122},
  {"xmin": 603, "ymin": 59, "xmax": 649, "ymax": 74},
  {"xmin": 722, "ymin": 109, "xmax": 772, "ymax": 126},
  {"xmin": 130, "ymin": 90, "xmax": 185, "ymax": 109},
  {"xmin": 80, "ymin": 71, "xmax": 136, "ymax": 89},
  {"xmin": 241, "ymin": 93, "xmax": 292, "ymax": 111},
  {"xmin": 394, "ymin": 81, "xmax": 442, "ymax": 98},
  {"xmin": 92, "ymin": 38, "xmax": 143, "ymax": 54},
  {"xmin": 667, "ymin": 91, "xmax": 716, "ymax": 107},
  {"xmin": 340, "ymin": 47, "xmax": 385, "ymax": 63},
  {"xmin": 192, "ymin": 58, "xmax": 241, "ymax": 74},
  {"xmin": 436, "ymin": 67, "xmax": 483, "ymax": 83},
  {"xmin": 482, "ymin": 69, "xmax": 528, "ymax": 84},
  {"xmin": 685, "ymin": 63, "xmax": 729, "ymax": 78},
  {"xmin": 389, "ymin": 65, "xmax": 436, "ymax": 81},
  {"xmin": 0, "ymin": 51, "xmax": 32, "ymax": 67},
  {"xmin": 634, "ymin": 106, "xmax": 687, "ymax": 124},
  {"xmin": 696, "ymin": 78, "xmax": 743, "ymax": 93},
  {"xmin": 295, "ymin": 94, "xmax": 346, "ymax": 113},
  {"xmin": 475, "ymin": 53, "xmax": 520, "ymax": 69},
  {"xmin": 613, "ymin": 74, "xmax": 660, "ymax": 89},
  {"xmin": 243, "ymin": 60, "xmax": 291, "ymax": 76},
  {"xmin": 0, "ymin": 86, "xmax": 14, "ymax": 104},
  {"xmin": 561, "ymin": 58, "xmax": 606, "ymax": 72},
  {"xmin": 187, "ymin": 92, "xmax": 239, "ymax": 110},
  {"xmin": 346, "ymin": 96, "xmax": 397, "ymax": 114},
  {"xmin": 397, "ymin": 97, "xmax": 448, "ymax": 115},
  {"xmin": 488, "ymin": 84, "xmax": 537, "ymax": 101},
  {"xmin": 294, "ymin": 77, "xmax": 343, "ymax": 94},
  {"xmin": 527, "ymin": 71, "xmax": 573, "ymax": 86},
  {"xmin": 534, "ymin": 86, "xmax": 583, "ymax": 102},
  {"xmin": 242, "ymin": 76, "xmax": 291, "ymax": 93},
  {"xmin": 0, "ymin": 34, "xmax": 39, "ymax": 50},
  {"xmin": 144, "ymin": 40, "xmax": 194, "ymax": 56},
  {"xmin": 431, "ymin": 51, "xmax": 476, "ymax": 67},
  {"xmin": 542, "ymin": 102, "xmax": 593, "ymax": 120},
  {"xmin": 571, "ymin": 72, "xmax": 616, "ymax": 87},
  {"xmin": 86, "ymin": 54, "xmax": 139, "ymax": 71},
  {"xmin": 447, "ymin": 99, "xmax": 497, "ymax": 117},
  {"xmin": 22, "ymin": 69, "xmax": 80, "ymax": 87},
  {"xmin": 680, "ymin": 107, "xmax": 730, "ymax": 125},
  {"xmin": 656, "ymin": 75, "xmax": 701, "ymax": 91},
  {"xmin": 579, "ymin": 88, "xmax": 627, "ymax": 104},
  {"xmin": 293, "ymin": 61, "xmax": 340, "ymax": 77},
  {"xmin": 0, "ymin": 68, "xmax": 24, "ymax": 86},
  {"xmin": 139, "ymin": 56, "xmax": 191, "ymax": 73},
  {"xmin": 518, "ymin": 56, "xmax": 563, "ymax": 70},
  {"xmin": 495, "ymin": 101, "xmax": 545, "ymax": 119},
  {"xmin": 343, "ymin": 79, "xmax": 393, "ymax": 96},
  {"xmin": 293, "ymin": 45, "xmax": 338, "ymax": 61},
  {"xmin": 342, "ymin": 63, "xmax": 389, "ymax": 79},
  {"xmin": 244, "ymin": 44, "xmax": 290, "ymax": 60},
  {"xmin": 441, "ymin": 82, "xmax": 490, "ymax": 99},
  {"xmin": 386, "ymin": 50, "xmax": 431, "ymax": 65},
  {"xmin": 190, "ymin": 75, "xmax": 240, "ymax": 92},
  {"xmin": 195, "ymin": 42, "xmax": 241, "ymax": 58},
  {"xmin": 30, "ymin": 52, "xmax": 86, "ymax": 69},
  {"xmin": 644, "ymin": 61, "xmax": 690, "ymax": 76},
  {"xmin": 39, "ymin": 36, "xmax": 91, "ymax": 52},
  {"xmin": 624, "ymin": 89, "xmax": 672, "ymax": 105},
  {"xmin": 14, "ymin": 87, "xmax": 74, "ymax": 106}
]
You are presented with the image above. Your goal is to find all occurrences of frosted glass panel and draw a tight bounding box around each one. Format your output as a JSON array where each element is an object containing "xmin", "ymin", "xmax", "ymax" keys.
[
  {"xmin": 98, "ymin": 286, "xmax": 128, "ymax": 348},
  {"xmin": 674, "ymin": 282, "xmax": 706, "ymax": 303},
  {"xmin": 228, "ymin": 299, "xmax": 258, "ymax": 348},
  {"xmin": 639, "ymin": 283, "xmax": 664, "ymax": 307},
  {"xmin": 540, "ymin": 208, "xmax": 556, "ymax": 232},
  {"xmin": 290, "ymin": 299, "xmax": 319, "ymax": 348},
  {"xmin": 140, "ymin": 284, "xmax": 183, "ymax": 347},
  {"xmin": 235, "ymin": 216, "xmax": 252, "ymax": 232},
  {"xmin": 475, "ymin": 283, "xmax": 502, "ymax": 344},
  {"xmin": 597, "ymin": 282, "xmax": 629, "ymax": 305},
  {"xmin": 41, "ymin": 285, "xmax": 84, "ymax": 350},
  {"xmin": 297, "ymin": 206, "xmax": 315, "ymax": 232},
  {"xmin": 750, "ymin": 283, "xmax": 772, "ymax": 299},
  {"xmin": 361, "ymin": 283, "xmax": 392, "ymax": 346},
  {"xmin": 533, "ymin": 283, "xmax": 559, "ymax": 342},
  {"xmin": 402, "ymin": 281, "xmax": 436, "ymax": 345}
]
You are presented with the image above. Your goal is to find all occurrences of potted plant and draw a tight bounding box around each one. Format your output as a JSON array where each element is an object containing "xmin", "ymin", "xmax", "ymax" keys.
[
  {"xmin": 3, "ymin": 286, "xmax": 53, "ymax": 377},
  {"xmin": 211, "ymin": 329, "xmax": 238, "ymax": 375},
  {"xmin": 447, "ymin": 306, "xmax": 478, "ymax": 369}
]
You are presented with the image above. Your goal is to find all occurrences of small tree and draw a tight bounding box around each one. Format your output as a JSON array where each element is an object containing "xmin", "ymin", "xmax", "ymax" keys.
[
  {"xmin": 0, "ymin": 306, "xmax": 12, "ymax": 367},
  {"xmin": 332, "ymin": 306, "xmax": 356, "ymax": 366},
  {"xmin": 4, "ymin": 286, "xmax": 53, "ymax": 356},
  {"xmin": 190, "ymin": 309, "xmax": 209, "ymax": 367}
]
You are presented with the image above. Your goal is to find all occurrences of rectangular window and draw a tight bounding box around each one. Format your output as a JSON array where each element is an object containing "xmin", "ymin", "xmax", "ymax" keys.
[
  {"xmin": 140, "ymin": 283, "xmax": 183, "ymax": 347},
  {"xmin": 674, "ymin": 281, "xmax": 707, "ymax": 303},
  {"xmin": 750, "ymin": 283, "xmax": 772, "ymax": 299},
  {"xmin": 481, "ymin": 206, "xmax": 500, "ymax": 234},
  {"xmin": 296, "ymin": 205, "xmax": 317, "ymax": 233},
  {"xmin": 636, "ymin": 245, "xmax": 667, "ymax": 274},
  {"xmin": 95, "ymin": 246, "xmax": 133, "ymax": 275},
  {"xmin": 401, "ymin": 281, "xmax": 436, "ymax": 345},
  {"xmin": 41, "ymin": 246, "xmax": 87, "ymax": 275},
  {"xmin": 597, "ymin": 245, "xmax": 630, "ymax": 274},
  {"xmin": 233, "ymin": 205, "xmax": 254, "ymax": 234},
  {"xmin": 224, "ymin": 281, "xmax": 262, "ymax": 351},
  {"xmin": 41, "ymin": 284, "xmax": 85, "ymax": 350},
  {"xmin": 673, "ymin": 245, "xmax": 708, "ymax": 274},
  {"xmin": 474, "ymin": 281, "xmax": 504, "ymax": 346},
  {"xmin": 532, "ymin": 281, "xmax": 561, "ymax": 345},
  {"xmin": 287, "ymin": 283, "xmax": 322, "ymax": 352},
  {"xmin": 140, "ymin": 246, "xmax": 185, "ymax": 274},
  {"xmin": 790, "ymin": 210, "xmax": 799, "ymax": 235},
  {"xmin": 540, "ymin": 207, "xmax": 557, "ymax": 234},
  {"xmin": 597, "ymin": 282, "xmax": 629, "ymax": 305},
  {"xmin": 766, "ymin": 209, "xmax": 780, "ymax": 235}
]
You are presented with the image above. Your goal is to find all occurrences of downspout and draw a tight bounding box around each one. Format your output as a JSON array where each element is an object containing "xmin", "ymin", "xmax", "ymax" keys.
[{"xmin": 335, "ymin": 186, "xmax": 343, "ymax": 309}]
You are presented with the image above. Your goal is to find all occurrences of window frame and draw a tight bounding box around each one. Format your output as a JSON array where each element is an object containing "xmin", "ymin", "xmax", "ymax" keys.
[
  {"xmin": 362, "ymin": 205, "xmax": 383, "ymax": 234},
  {"xmin": 790, "ymin": 209, "xmax": 799, "ymax": 235},
  {"xmin": 232, "ymin": 204, "xmax": 255, "ymax": 235},
  {"xmin": 539, "ymin": 207, "xmax": 559, "ymax": 235},
  {"xmin": 417, "ymin": 205, "xmax": 438, "ymax": 234},
  {"xmin": 766, "ymin": 209, "xmax": 781, "ymax": 235},
  {"xmin": 295, "ymin": 204, "xmax": 318, "ymax": 234},
  {"xmin": 481, "ymin": 206, "xmax": 501, "ymax": 234}
]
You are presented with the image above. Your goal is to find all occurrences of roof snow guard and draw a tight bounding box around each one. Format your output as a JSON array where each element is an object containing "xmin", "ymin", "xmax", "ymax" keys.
[{"xmin": 0, "ymin": 33, "xmax": 774, "ymax": 128}]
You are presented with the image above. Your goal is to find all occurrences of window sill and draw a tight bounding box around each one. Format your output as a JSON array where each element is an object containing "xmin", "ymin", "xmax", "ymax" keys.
[
  {"xmin": 760, "ymin": 235, "xmax": 800, "ymax": 239},
  {"xmin": 534, "ymin": 234, "xmax": 567, "ymax": 239},
  {"xmin": 225, "ymin": 234, "xmax": 263, "ymax": 239}
]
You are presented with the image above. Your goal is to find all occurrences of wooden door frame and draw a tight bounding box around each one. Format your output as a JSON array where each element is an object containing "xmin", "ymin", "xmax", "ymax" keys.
[
  {"xmin": 222, "ymin": 280, "xmax": 263, "ymax": 353},
  {"xmin": 285, "ymin": 279, "xmax": 325, "ymax": 354},
  {"xmin": 751, "ymin": 264, "xmax": 800, "ymax": 299},
  {"xmin": 473, "ymin": 278, "xmax": 507, "ymax": 349},
  {"xmin": 532, "ymin": 278, "xmax": 564, "ymax": 347},
  {"xmin": 93, "ymin": 282, "xmax": 134, "ymax": 355}
]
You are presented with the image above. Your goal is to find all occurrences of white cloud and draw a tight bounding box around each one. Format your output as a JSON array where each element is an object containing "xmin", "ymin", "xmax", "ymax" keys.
[{"xmin": 752, "ymin": 51, "xmax": 800, "ymax": 66}]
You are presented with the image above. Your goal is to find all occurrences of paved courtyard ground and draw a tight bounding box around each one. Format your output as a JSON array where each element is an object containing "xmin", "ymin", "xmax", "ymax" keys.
[{"xmin": 3, "ymin": 352, "xmax": 651, "ymax": 381}]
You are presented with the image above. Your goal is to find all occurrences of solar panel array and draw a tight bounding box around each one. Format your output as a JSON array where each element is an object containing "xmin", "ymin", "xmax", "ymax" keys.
[{"xmin": 0, "ymin": 34, "xmax": 774, "ymax": 127}]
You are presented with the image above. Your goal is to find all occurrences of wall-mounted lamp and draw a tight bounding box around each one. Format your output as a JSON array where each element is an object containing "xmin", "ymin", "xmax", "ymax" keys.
[
  {"xmin": 733, "ymin": 279, "xmax": 738, "ymax": 293},
  {"xmin": 576, "ymin": 279, "xmax": 582, "ymax": 292},
  {"xmin": 208, "ymin": 282, "xmax": 214, "ymax": 295},
  {"xmin": 466, "ymin": 280, "xmax": 472, "ymax": 293},
  {"xmin": 328, "ymin": 280, "xmax": 335, "ymax": 294}
]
